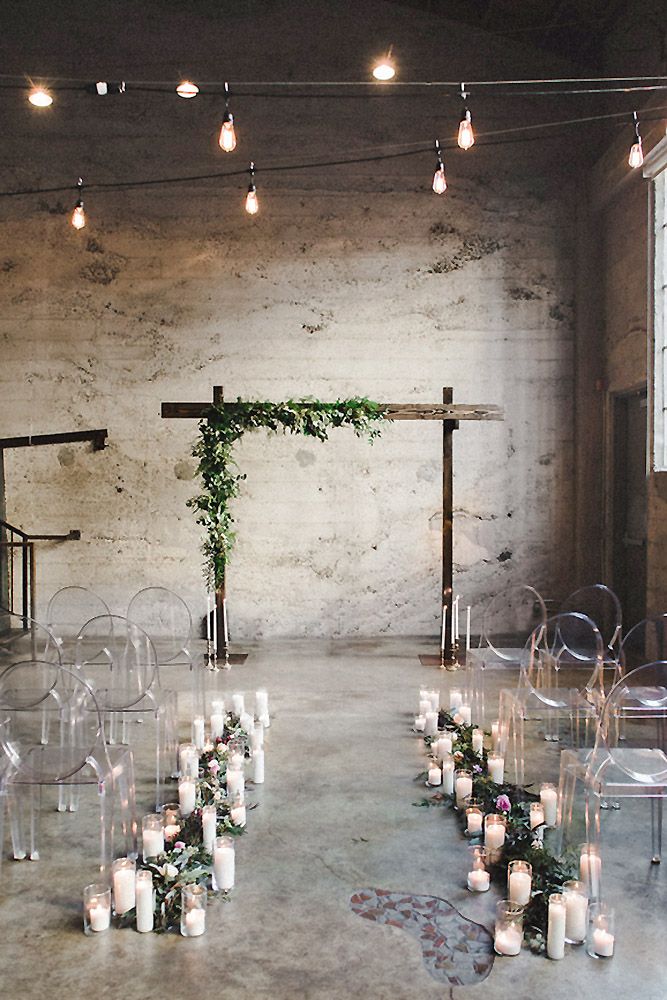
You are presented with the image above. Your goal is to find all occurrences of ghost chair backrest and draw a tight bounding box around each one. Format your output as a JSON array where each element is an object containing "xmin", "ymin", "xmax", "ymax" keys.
[
  {"xmin": 126, "ymin": 587, "xmax": 192, "ymax": 664},
  {"xmin": 620, "ymin": 614, "xmax": 667, "ymax": 673},
  {"xmin": 75, "ymin": 615, "xmax": 157, "ymax": 712},
  {"xmin": 480, "ymin": 584, "xmax": 548, "ymax": 662},
  {"xmin": 0, "ymin": 611, "xmax": 62, "ymax": 676},
  {"xmin": 519, "ymin": 612, "xmax": 604, "ymax": 706},
  {"xmin": 45, "ymin": 587, "xmax": 112, "ymax": 662},
  {"xmin": 561, "ymin": 584, "xmax": 622, "ymax": 659}
]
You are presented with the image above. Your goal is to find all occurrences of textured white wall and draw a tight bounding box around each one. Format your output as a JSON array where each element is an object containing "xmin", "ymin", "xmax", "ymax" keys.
[{"xmin": 0, "ymin": 0, "xmax": 576, "ymax": 636}]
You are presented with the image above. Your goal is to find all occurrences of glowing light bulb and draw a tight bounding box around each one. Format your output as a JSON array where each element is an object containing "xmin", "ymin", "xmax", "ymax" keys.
[
  {"xmin": 28, "ymin": 87, "xmax": 53, "ymax": 108},
  {"xmin": 71, "ymin": 203, "xmax": 86, "ymax": 230},
  {"xmin": 457, "ymin": 110, "xmax": 474, "ymax": 150},
  {"xmin": 433, "ymin": 165, "xmax": 447, "ymax": 194},
  {"xmin": 245, "ymin": 187, "xmax": 258, "ymax": 215},
  {"xmin": 373, "ymin": 60, "xmax": 395, "ymax": 81},
  {"xmin": 219, "ymin": 116, "xmax": 237, "ymax": 152},
  {"xmin": 176, "ymin": 80, "xmax": 199, "ymax": 99},
  {"xmin": 629, "ymin": 139, "xmax": 643, "ymax": 168}
]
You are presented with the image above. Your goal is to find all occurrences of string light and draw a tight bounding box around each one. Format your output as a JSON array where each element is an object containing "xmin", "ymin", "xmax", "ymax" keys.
[
  {"xmin": 628, "ymin": 110, "xmax": 644, "ymax": 168},
  {"xmin": 372, "ymin": 46, "xmax": 396, "ymax": 81},
  {"xmin": 432, "ymin": 139, "xmax": 447, "ymax": 194},
  {"xmin": 219, "ymin": 81, "xmax": 237, "ymax": 152},
  {"xmin": 71, "ymin": 177, "xmax": 86, "ymax": 229},
  {"xmin": 245, "ymin": 161, "xmax": 258, "ymax": 214},
  {"xmin": 457, "ymin": 83, "xmax": 475, "ymax": 151},
  {"xmin": 176, "ymin": 80, "xmax": 199, "ymax": 99},
  {"xmin": 28, "ymin": 87, "xmax": 52, "ymax": 107}
]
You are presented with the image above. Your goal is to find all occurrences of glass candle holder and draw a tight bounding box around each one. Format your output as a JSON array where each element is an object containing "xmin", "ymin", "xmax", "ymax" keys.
[
  {"xmin": 135, "ymin": 870, "xmax": 154, "ymax": 934},
  {"xmin": 230, "ymin": 791, "xmax": 246, "ymax": 828},
  {"xmin": 427, "ymin": 758, "xmax": 442, "ymax": 787},
  {"xmin": 579, "ymin": 842, "xmax": 602, "ymax": 899},
  {"xmin": 494, "ymin": 899, "xmax": 524, "ymax": 956},
  {"xmin": 231, "ymin": 692, "xmax": 245, "ymax": 717},
  {"xmin": 192, "ymin": 715, "xmax": 206, "ymax": 750},
  {"xmin": 178, "ymin": 775, "xmax": 196, "ymax": 817},
  {"xmin": 449, "ymin": 688, "xmax": 463, "ymax": 711},
  {"xmin": 180, "ymin": 883, "xmax": 207, "ymax": 937},
  {"xmin": 227, "ymin": 738, "xmax": 245, "ymax": 768},
  {"xmin": 441, "ymin": 754, "xmax": 455, "ymax": 795},
  {"xmin": 467, "ymin": 846, "xmax": 490, "ymax": 892},
  {"xmin": 255, "ymin": 688, "xmax": 269, "ymax": 722},
  {"xmin": 202, "ymin": 804, "xmax": 217, "ymax": 852},
  {"xmin": 546, "ymin": 892, "xmax": 566, "ymax": 959},
  {"xmin": 540, "ymin": 782, "xmax": 558, "ymax": 827},
  {"xmin": 471, "ymin": 729, "xmax": 484, "ymax": 756},
  {"xmin": 213, "ymin": 834, "xmax": 235, "ymax": 892},
  {"xmin": 251, "ymin": 721, "xmax": 264, "ymax": 752},
  {"xmin": 428, "ymin": 689, "xmax": 440, "ymax": 712},
  {"xmin": 529, "ymin": 802, "xmax": 545, "ymax": 832},
  {"xmin": 424, "ymin": 710, "xmax": 439, "ymax": 737},
  {"xmin": 491, "ymin": 720, "xmax": 506, "ymax": 751},
  {"xmin": 484, "ymin": 813, "xmax": 506, "ymax": 862},
  {"xmin": 563, "ymin": 880, "xmax": 588, "ymax": 944},
  {"xmin": 419, "ymin": 697, "xmax": 431, "ymax": 717},
  {"xmin": 457, "ymin": 704, "xmax": 472, "ymax": 726},
  {"xmin": 226, "ymin": 760, "xmax": 245, "ymax": 800},
  {"xmin": 587, "ymin": 902, "xmax": 615, "ymax": 958},
  {"xmin": 414, "ymin": 714, "xmax": 426, "ymax": 732},
  {"xmin": 83, "ymin": 883, "xmax": 111, "ymax": 934},
  {"xmin": 435, "ymin": 734, "xmax": 453, "ymax": 759},
  {"xmin": 465, "ymin": 801, "xmax": 484, "ymax": 837},
  {"xmin": 487, "ymin": 751, "xmax": 505, "ymax": 785},
  {"xmin": 455, "ymin": 768, "xmax": 473, "ymax": 809},
  {"xmin": 161, "ymin": 802, "xmax": 182, "ymax": 842},
  {"xmin": 179, "ymin": 742, "xmax": 199, "ymax": 779},
  {"xmin": 142, "ymin": 813, "xmax": 165, "ymax": 861},
  {"xmin": 508, "ymin": 859, "xmax": 532, "ymax": 906},
  {"xmin": 210, "ymin": 704, "xmax": 225, "ymax": 740},
  {"xmin": 112, "ymin": 857, "xmax": 136, "ymax": 916}
]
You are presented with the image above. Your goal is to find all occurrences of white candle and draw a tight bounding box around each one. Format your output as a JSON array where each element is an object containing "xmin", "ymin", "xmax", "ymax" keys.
[
  {"xmin": 88, "ymin": 903, "xmax": 110, "ymax": 932},
  {"xmin": 485, "ymin": 824, "xmax": 505, "ymax": 851},
  {"xmin": 565, "ymin": 893, "xmax": 588, "ymax": 943},
  {"xmin": 472, "ymin": 730, "xmax": 484, "ymax": 756},
  {"xmin": 454, "ymin": 596, "xmax": 459, "ymax": 640},
  {"xmin": 530, "ymin": 804, "xmax": 545, "ymax": 830},
  {"xmin": 436, "ymin": 735, "xmax": 453, "ymax": 758},
  {"xmin": 580, "ymin": 849, "xmax": 602, "ymax": 898},
  {"xmin": 466, "ymin": 605, "xmax": 471, "ymax": 651},
  {"xmin": 419, "ymin": 698, "xmax": 431, "ymax": 717},
  {"xmin": 213, "ymin": 844, "xmax": 235, "ymax": 891},
  {"xmin": 142, "ymin": 828, "xmax": 164, "ymax": 860},
  {"xmin": 495, "ymin": 927, "xmax": 522, "ymax": 956},
  {"xmin": 210, "ymin": 712, "xmax": 225, "ymax": 739},
  {"xmin": 455, "ymin": 774, "xmax": 473, "ymax": 808},
  {"xmin": 428, "ymin": 690, "xmax": 440, "ymax": 712},
  {"xmin": 202, "ymin": 808, "xmax": 217, "ymax": 852},
  {"xmin": 414, "ymin": 714, "xmax": 426, "ymax": 732},
  {"xmin": 449, "ymin": 688, "xmax": 463, "ymax": 711},
  {"xmin": 212, "ymin": 593, "xmax": 218, "ymax": 656},
  {"xmin": 179, "ymin": 744, "xmax": 199, "ymax": 778},
  {"xmin": 547, "ymin": 898, "xmax": 567, "ymax": 960},
  {"xmin": 113, "ymin": 868, "xmax": 136, "ymax": 915},
  {"xmin": 467, "ymin": 869, "xmax": 490, "ymax": 892},
  {"xmin": 424, "ymin": 711, "xmax": 438, "ymax": 737},
  {"xmin": 239, "ymin": 711, "xmax": 255, "ymax": 734},
  {"xmin": 226, "ymin": 767, "xmax": 245, "ymax": 799},
  {"xmin": 251, "ymin": 723, "xmax": 264, "ymax": 752},
  {"xmin": 488, "ymin": 755, "xmax": 505, "ymax": 784},
  {"xmin": 592, "ymin": 928, "xmax": 614, "ymax": 957},
  {"xmin": 253, "ymin": 749, "xmax": 265, "ymax": 784},
  {"xmin": 164, "ymin": 823, "xmax": 180, "ymax": 841},
  {"xmin": 491, "ymin": 720, "xmax": 505, "ymax": 751},
  {"xmin": 179, "ymin": 778, "xmax": 196, "ymax": 817},
  {"xmin": 467, "ymin": 811, "xmax": 483, "ymax": 834},
  {"xmin": 135, "ymin": 875, "xmax": 154, "ymax": 934},
  {"xmin": 509, "ymin": 871, "xmax": 532, "ymax": 906},
  {"xmin": 440, "ymin": 604, "xmax": 447, "ymax": 653},
  {"xmin": 184, "ymin": 908, "xmax": 206, "ymax": 937},
  {"xmin": 231, "ymin": 801, "xmax": 246, "ymax": 827},
  {"xmin": 231, "ymin": 693, "xmax": 245, "ymax": 717},
  {"xmin": 540, "ymin": 785, "xmax": 558, "ymax": 827},
  {"xmin": 192, "ymin": 716, "xmax": 205, "ymax": 751},
  {"xmin": 458, "ymin": 704, "xmax": 472, "ymax": 726},
  {"xmin": 442, "ymin": 760, "xmax": 455, "ymax": 794},
  {"xmin": 222, "ymin": 596, "xmax": 230, "ymax": 648},
  {"xmin": 256, "ymin": 689, "xmax": 270, "ymax": 726},
  {"xmin": 206, "ymin": 591, "xmax": 212, "ymax": 645},
  {"xmin": 427, "ymin": 762, "xmax": 442, "ymax": 786}
]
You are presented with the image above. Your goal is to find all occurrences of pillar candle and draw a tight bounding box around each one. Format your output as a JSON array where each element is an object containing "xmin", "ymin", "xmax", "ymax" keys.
[
  {"xmin": 88, "ymin": 901, "xmax": 111, "ymax": 932},
  {"xmin": 427, "ymin": 761, "xmax": 442, "ymax": 786},
  {"xmin": 419, "ymin": 698, "xmax": 431, "ymax": 717},
  {"xmin": 414, "ymin": 714, "xmax": 426, "ymax": 732},
  {"xmin": 232, "ymin": 692, "xmax": 245, "ymax": 717},
  {"xmin": 142, "ymin": 828, "xmax": 164, "ymax": 861},
  {"xmin": 239, "ymin": 711, "xmax": 255, "ymax": 735},
  {"xmin": 466, "ymin": 605, "xmax": 471, "ymax": 651},
  {"xmin": 455, "ymin": 773, "xmax": 473, "ymax": 808},
  {"xmin": 458, "ymin": 704, "xmax": 472, "ymax": 726},
  {"xmin": 184, "ymin": 908, "xmax": 206, "ymax": 937},
  {"xmin": 251, "ymin": 722, "xmax": 264, "ymax": 752},
  {"xmin": 436, "ymin": 735, "xmax": 453, "ymax": 758},
  {"xmin": 509, "ymin": 871, "xmax": 532, "ymax": 906},
  {"xmin": 428, "ymin": 690, "xmax": 440, "ymax": 712},
  {"xmin": 454, "ymin": 595, "xmax": 459, "ymax": 640},
  {"xmin": 113, "ymin": 867, "xmax": 136, "ymax": 915},
  {"xmin": 467, "ymin": 868, "xmax": 490, "ymax": 891},
  {"xmin": 178, "ymin": 777, "xmax": 196, "ymax": 817},
  {"xmin": 424, "ymin": 711, "xmax": 438, "ymax": 737},
  {"xmin": 230, "ymin": 799, "xmax": 246, "ymax": 827},
  {"xmin": 179, "ymin": 743, "xmax": 199, "ymax": 778},
  {"xmin": 467, "ymin": 810, "xmax": 483, "ymax": 834},
  {"xmin": 256, "ymin": 689, "xmax": 270, "ymax": 726},
  {"xmin": 565, "ymin": 890, "xmax": 588, "ymax": 943},
  {"xmin": 253, "ymin": 749, "xmax": 265, "ymax": 784},
  {"xmin": 442, "ymin": 759, "xmax": 455, "ymax": 794},
  {"xmin": 472, "ymin": 730, "xmax": 484, "ymax": 756},
  {"xmin": 449, "ymin": 688, "xmax": 463, "ymax": 711},
  {"xmin": 485, "ymin": 820, "xmax": 506, "ymax": 851},
  {"xmin": 226, "ymin": 766, "xmax": 245, "ymax": 799},
  {"xmin": 488, "ymin": 754, "xmax": 505, "ymax": 784},
  {"xmin": 530, "ymin": 803, "xmax": 545, "ymax": 830},
  {"xmin": 540, "ymin": 784, "xmax": 558, "ymax": 827},
  {"xmin": 213, "ymin": 841, "xmax": 235, "ymax": 891},
  {"xmin": 547, "ymin": 895, "xmax": 566, "ymax": 960},
  {"xmin": 210, "ymin": 711, "xmax": 225, "ymax": 739},
  {"xmin": 491, "ymin": 720, "xmax": 505, "ymax": 751},
  {"xmin": 592, "ymin": 928, "xmax": 614, "ymax": 957},
  {"xmin": 202, "ymin": 805, "xmax": 217, "ymax": 852},
  {"xmin": 135, "ymin": 872, "xmax": 154, "ymax": 934},
  {"xmin": 192, "ymin": 716, "xmax": 205, "ymax": 751},
  {"xmin": 580, "ymin": 847, "xmax": 602, "ymax": 898},
  {"xmin": 494, "ymin": 927, "xmax": 522, "ymax": 956}
]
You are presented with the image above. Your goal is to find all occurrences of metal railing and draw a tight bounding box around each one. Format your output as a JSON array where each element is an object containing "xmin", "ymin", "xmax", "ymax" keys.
[{"xmin": 0, "ymin": 520, "xmax": 80, "ymax": 627}]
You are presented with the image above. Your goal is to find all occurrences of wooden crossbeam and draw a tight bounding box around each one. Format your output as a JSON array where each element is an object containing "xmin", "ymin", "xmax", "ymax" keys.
[
  {"xmin": 160, "ymin": 401, "xmax": 503, "ymax": 421},
  {"xmin": 0, "ymin": 429, "xmax": 108, "ymax": 450}
]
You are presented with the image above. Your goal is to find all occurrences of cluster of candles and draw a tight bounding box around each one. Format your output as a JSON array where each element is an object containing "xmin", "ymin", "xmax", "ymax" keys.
[
  {"xmin": 414, "ymin": 685, "xmax": 615, "ymax": 961},
  {"xmin": 83, "ymin": 689, "xmax": 270, "ymax": 937}
]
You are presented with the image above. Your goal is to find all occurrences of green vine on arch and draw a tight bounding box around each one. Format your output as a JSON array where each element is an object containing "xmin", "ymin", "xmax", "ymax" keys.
[{"xmin": 188, "ymin": 398, "xmax": 384, "ymax": 588}]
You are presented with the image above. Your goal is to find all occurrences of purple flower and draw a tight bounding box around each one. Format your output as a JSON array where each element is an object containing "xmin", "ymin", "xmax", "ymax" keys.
[
  {"xmin": 495, "ymin": 794, "xmax": 511, "ymax": 813},
  {"xmin": 209, "ymin": 760, "xmax": 220, "ymax": 776},
  {"xmin": 173, "ymin": 841, "xmax": 185, "ymax": 852},
  {"xmin": 473, "ymin": 764, "xmax": 482, "ymax": 774}
]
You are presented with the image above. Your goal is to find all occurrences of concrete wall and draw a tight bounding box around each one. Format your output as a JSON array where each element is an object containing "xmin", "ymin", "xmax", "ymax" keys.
[{"xmin": 0, "ymin": 0, "xmax": 579, "ymax": 636}]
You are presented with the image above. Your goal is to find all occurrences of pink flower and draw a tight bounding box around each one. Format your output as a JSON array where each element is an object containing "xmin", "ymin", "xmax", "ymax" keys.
[
  {"xmin": 209, "ymin": 760, "xmax": 220, "ymax": 775},
  {"xmin": 173, "ymin": 841, "xmax": 185, "ymax": 851},
  {"xmin": 495, "ymin": 794, "xmax": 511, "ymax": 813}
]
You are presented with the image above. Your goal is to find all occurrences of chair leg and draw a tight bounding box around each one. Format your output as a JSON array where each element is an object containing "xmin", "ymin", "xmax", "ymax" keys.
[
  {"xmin": 7, "ymin": 786, "xmax": 26, "ymax": 860},
  {"xmin": 651, "ymin": 797, "xmax": 663, "ymax": 864}
]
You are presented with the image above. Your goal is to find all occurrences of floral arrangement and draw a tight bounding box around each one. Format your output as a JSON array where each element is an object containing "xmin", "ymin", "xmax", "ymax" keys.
[{"xmin": 416, "ymin": 709, "xmax": 577, "ymax": 950}]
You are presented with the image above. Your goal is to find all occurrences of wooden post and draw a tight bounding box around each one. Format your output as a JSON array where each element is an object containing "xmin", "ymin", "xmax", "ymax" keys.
[{"xmin": 442, "ymin": 387, "xmax": 454, "ymax": 663}]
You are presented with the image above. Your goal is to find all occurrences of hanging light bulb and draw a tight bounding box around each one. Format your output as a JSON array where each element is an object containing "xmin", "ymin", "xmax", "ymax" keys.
[
  {"xmin": 372, "ymin": 46, "xmax": 396, "ymax": 81},
  {"xmin": 245, "ymin": 161, "xmax": 258, "ymax": 215},
  {"xmin": 432, "ymin": 139, "xmax": 447, "ymax": 194},
  {"xmin": 28, "ymin": 86, "xmax": 53, "ymax": 108},
  {"xmin": 71, "ymin": 177, "xmax": 86, "ymax": 230},
  {"xmin": 218, "ymin": 81, "xmax": 237, "ymax": 152},
  {"xmin": 176, "ymin": 80, "xmax": 199, "ymax": 98},
  {"xmin": 457, "ymin": 83, "xmax": 475, "ymax": 150},
  {"xmin": 628, "ymin": 111, "xmax": 644, "ymax": 168}
]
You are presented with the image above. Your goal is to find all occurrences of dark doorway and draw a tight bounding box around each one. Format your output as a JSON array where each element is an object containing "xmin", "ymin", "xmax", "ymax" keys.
[{"xmin": 611, "ymin": 387, "xmax": 647, "ymax": 631}]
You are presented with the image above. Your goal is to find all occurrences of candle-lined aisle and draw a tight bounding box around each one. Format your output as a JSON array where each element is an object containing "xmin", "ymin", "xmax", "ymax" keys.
[
  {"xmin": 412, "ymin": 685, "xmax": 617, "ymax": 961},
  {"xmin": 83, "ymin": 688, "xmax": 270, "ymax": 936}
]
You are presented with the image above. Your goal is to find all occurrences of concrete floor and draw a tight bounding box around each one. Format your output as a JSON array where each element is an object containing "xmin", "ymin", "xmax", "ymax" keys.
[{"xmin": 0, "ymin": 638, "xmax": 665, "ymax": 999}]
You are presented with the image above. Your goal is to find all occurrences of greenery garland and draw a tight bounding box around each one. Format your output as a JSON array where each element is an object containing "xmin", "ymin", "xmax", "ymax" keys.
[
  {"xmin": 188, "ymin": 398, "xmax": 384, "ymax": 587},
  {"xmin": 414, "ymin": 710, "xmax": 577, "ymax": 951},
  {"xmin": 117, "ymin": 714, "xmax": 253, "ymax": 932}
]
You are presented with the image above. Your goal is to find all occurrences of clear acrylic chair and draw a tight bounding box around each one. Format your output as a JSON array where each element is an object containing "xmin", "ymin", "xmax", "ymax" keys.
[
  {"xmin": 468, "ymin": 584, "xmax": 548, "ymax": 726},
  {"xmin": 0, "ymin": 660, "xmax": 136, "ymax": 873},
  {"xmin": 44, "ymin": 586, "xmax": 112, "ymax": 665},
  {"xmin": 556, "ymin": 660, "xmax": 667, "ymax": 871},
  {"xmin": 74, "ymin": 615, "xmax": 177, "ymax": 810},
  {"xmin": 620, "ymin": 614, "xmax": 667, "ymax": 672},
  {"xmin": 0, "ymin": 611, "xmax": 62, "ymax": 670},
  {"xmin": 561, "ymin": 584, "xmax": 622, "ymax": 682},
  {"xmin": 127, "ymin": 587, "xmax": 203, "ymax": 717},
  {"xmin": 499, "ymin": 613, "xmax": 604, "ymax": 786}
]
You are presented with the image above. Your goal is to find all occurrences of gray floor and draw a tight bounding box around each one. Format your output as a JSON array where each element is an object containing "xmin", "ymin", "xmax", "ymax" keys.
[{"xmin": 0, "ymin": 639, "xmax": 665, "ymax": 999}]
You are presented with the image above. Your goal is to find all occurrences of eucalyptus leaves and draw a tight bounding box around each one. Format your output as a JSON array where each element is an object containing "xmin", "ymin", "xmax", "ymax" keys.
[{"xmin": 188, "ymin": 398, "xmax": 384, "ymax": 587}]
